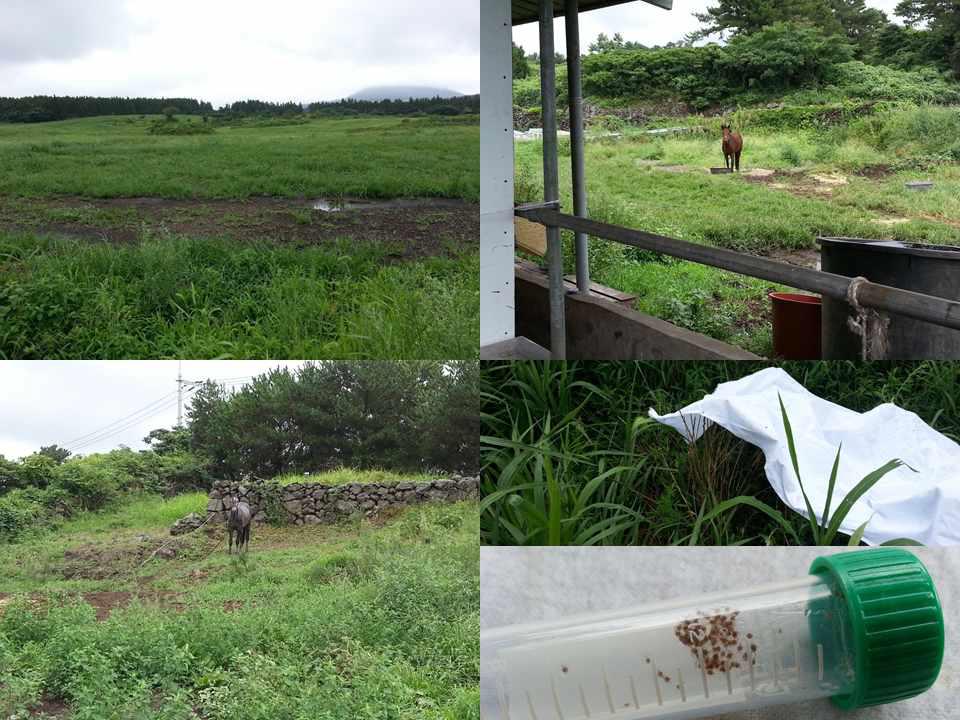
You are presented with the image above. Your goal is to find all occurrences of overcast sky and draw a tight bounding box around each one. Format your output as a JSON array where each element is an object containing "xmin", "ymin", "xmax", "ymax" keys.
[
  {"xmin": 513, "ymin": 0, "xmax": 905, "ymax": 54},
  {"xmin": 0, "ymin": 0, "xmax": 479, "ymax": 107},
  {"xmin": 0, "ymin": 361, "xmax": 307, "ymax": 460}
]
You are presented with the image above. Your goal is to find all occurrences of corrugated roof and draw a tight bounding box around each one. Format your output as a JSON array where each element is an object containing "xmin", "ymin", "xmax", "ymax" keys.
[{"xmin": 512, "ymin": 0, "xmax": 672, "ymax": 26}]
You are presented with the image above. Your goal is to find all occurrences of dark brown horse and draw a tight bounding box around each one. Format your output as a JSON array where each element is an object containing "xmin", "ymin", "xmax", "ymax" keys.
[{"xmin": 721, "ymin": 124, "xmax": 743, "ymax": 172}]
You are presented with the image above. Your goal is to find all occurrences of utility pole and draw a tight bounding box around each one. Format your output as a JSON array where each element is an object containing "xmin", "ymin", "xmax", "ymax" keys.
[{"xmin": 177, "ymin": 361, "xmax": 184, "ymax": 427}]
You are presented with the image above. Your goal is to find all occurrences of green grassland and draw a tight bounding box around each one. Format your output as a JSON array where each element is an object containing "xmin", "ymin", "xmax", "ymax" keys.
[
  {"xmin": 0, "ymin": 115, "xmax": 479, "ymax": 359},
  {"xmin": 273, "ymin": 468, "xmax": 443, "ymax": 487},
  {"xmin": 481, "ymin": 360, "xmax": 960, "ymax": 546},
  {"xmin": 0, "ymin": 493, "xmax": 479, "ymax": 719},
  {"xmin": 515, "ymin": 106, "xmax": 960, "ymax": 356},
  {"xmin": 0, "ymin": 115, "xmax": 479, "ymax": 200}
]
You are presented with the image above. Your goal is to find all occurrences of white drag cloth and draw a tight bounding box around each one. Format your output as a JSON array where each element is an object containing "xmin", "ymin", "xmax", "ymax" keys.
[{"xmin": 649, "ymin": 368, "xmax": 960, "ymax": 546}]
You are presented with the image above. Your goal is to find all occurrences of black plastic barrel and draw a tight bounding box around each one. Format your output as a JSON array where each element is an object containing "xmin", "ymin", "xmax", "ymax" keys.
[{"xmin": 819, "ymin": 237, "xmax": 960, "ymax": 359}]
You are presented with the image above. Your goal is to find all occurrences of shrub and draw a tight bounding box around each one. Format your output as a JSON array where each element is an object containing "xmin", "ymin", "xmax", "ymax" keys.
[
  {"xmin": 147, "ymin": 120, "xmax": 215, "ymax": 136},
  {"xmin": 824, "ymin": 61, "xmax": 960, "ymax": 104},
  {"xmin": 0, "ymin": 489, "xmax": 47, "ymax": 542},
  {"xmin": 52, "ymin": 463, "xmax": 119, "ymax": 511}
]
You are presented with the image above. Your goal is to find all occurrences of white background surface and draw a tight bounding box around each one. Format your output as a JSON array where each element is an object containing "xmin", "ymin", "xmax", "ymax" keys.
[{"xmin": 481, "ymin": 547, "xmax": 958, "ymax": 719}]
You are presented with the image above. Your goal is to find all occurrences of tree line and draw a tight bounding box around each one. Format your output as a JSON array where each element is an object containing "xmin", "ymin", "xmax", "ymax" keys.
[
  {"xmin": 0, "ymin": 93, "xmax": 480, "ymax": 124},
  {"xmin": 512, "ymin": 0, "xmax": 959, "ymax": 104},
  {"xmin": 0, "ymin": 361, "xmax": 477, "ymax": 541},
  {"xmin": 185, "ymin": 361, "xmax": 478, "ymax": 478},
  {"xmin": 0, "ymin": 96, "xmax": 214, "ymax": 123}
]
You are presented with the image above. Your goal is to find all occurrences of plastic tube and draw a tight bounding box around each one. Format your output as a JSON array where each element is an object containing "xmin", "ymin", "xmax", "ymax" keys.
[{"xmin": 481, "ymin": 549, "xmax": 943, "ymax": 720}]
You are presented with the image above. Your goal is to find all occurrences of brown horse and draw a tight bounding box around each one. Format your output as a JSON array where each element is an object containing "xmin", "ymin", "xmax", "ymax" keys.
[{"xmin": 721, "ymin": 124, "xmax": 743, "ymax": 172}]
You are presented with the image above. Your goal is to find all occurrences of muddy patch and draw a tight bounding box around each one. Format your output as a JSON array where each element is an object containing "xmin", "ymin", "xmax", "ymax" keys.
[
  {"xmin": 856, "ymin": 164, "xmax": 894, "ymax": 180},
  {"xmin": 764, "ymin": 247, "xmax": 821, "ymax": 270},
  {"xmin": 29, "ymin": 696, "xmax": 70, "ymax": 718},
  {"xmin": 62, "ymin": 536, "xmax": 189, "ymax": 580},
  {"xmin": 0, "ymin": 589, "xmax": 184, "ymax": 621},
  {"xmin": 0, "ymin": 195, "xmax": 478, "ymax": 261},
  {"xmin": 78, "ymin": 590, "xmax": 185, "ymax": 621}
]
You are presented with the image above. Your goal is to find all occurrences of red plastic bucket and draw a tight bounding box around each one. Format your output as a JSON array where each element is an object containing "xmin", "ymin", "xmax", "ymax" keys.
[{"xmin": 769, "ymin": 292, "xmax": 822, "ymax": 359}]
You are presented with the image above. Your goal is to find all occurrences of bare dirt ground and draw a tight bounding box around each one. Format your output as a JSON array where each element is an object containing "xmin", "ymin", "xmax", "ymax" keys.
[{"xmin": 0, "ymin": 195, "xmax": 479, "ymax": 261}]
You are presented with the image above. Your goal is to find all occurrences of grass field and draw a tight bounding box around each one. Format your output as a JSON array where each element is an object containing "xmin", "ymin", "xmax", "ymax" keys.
[
  {"xmin": 515, "ymin": 106, "xmax": 960, "ymax": 356},
  {"xmin": 0, "ymin": 115, "xmax": 479, "ymax": 359},
  {"xmin": 0, "ymin": 493, "xmax": 479, "ymax": 719},
  {"xmin": 480, "ymin": 361, "xmax": 960, "ymax": 546},
  {"xmin": 273, "ymin": 467, "xmax": 444, "ymax": 486},
  {"xmin": 0, "ymin": 115, "xmax": 479, "ymax": 200}
]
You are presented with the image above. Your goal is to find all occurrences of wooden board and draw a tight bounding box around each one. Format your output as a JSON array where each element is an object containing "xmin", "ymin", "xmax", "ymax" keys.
[{"xmin": 515, "ymin": 216, "xmax": 547, "ymax": 256}]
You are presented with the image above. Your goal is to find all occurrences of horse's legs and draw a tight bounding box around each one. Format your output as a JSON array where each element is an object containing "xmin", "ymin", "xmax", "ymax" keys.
[
  {"xmin": 735, "ymin": 151, "xmax": 741, "ymax": 172},
  {"xmin": 228, "ymin": 528, "xmax": 233, "ymax": 554}
]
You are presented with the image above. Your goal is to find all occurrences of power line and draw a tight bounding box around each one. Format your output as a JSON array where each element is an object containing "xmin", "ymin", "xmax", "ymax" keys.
[
  {"xmin": 68, "ymin": 391, "xmax": 199, "ymax": 453},
  {"xmin": 60, "ymin": 390, "xmax": 180, "ymax": 448}
]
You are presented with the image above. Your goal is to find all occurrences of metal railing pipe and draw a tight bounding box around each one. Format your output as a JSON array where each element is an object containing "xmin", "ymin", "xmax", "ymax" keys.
[
  {"xmin": 565, "ymin": 0, "xmax": 590, "ymax": 295},
  {"xmin": 539, "ymin": 0, "xmax": 566, "ymax": 358},
  {"xmin": 517, "ymin": 207, "xmax": 960, "ymax": 331}
]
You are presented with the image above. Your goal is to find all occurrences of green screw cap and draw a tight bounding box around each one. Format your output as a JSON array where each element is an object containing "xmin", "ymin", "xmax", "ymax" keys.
[{"xmin": 810, "ymin": 549, "xmax": 944, "ymax": 710}]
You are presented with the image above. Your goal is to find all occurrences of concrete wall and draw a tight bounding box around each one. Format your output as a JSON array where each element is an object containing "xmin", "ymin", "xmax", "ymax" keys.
[
  {"xmin": 515, "ymin": 265, "xmax": 760, "ymax": 360},
  {"xmin": 206, "ymin": 476, "xmax": 479, "ymax": 526}
]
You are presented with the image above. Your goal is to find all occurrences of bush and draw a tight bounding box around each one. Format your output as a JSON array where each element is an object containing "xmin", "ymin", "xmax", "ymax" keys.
[
  {"xmin": 824, "ymin": 61, "xmax": 960, "ymax": 104},
  {"xmin": 52, "ymin": 463, "xmax": 119, "ymax": 511},
  {"xmin": 147, "ymin": 120, "xmax": 215, "ymax": 136},
  {"xmin": 0, "ymin": 489, "xmax": 47, "ymax": 542}
]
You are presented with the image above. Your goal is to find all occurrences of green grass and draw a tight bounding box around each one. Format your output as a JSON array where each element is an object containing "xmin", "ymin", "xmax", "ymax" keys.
[
  {"xmin": 0, "ymin": 233, "xmax": 478, "ymax": 359},
  {"xmin": 515, "ymin": 110, "xmax": 960, "ymax": 354},
  {"xmin": 0, "ymin": 495, "xmax": 479, "ymax": 719},
  {"xmin": 0, "ymin": 113, "xmax": 480, "ymax": 359},
  {"xmin": 274, "ymin": 468, "xmax": 443, "ymax": 487},
  {"xmin": 0, "ymin": 115, "xmax": 479, "ymax": 201},
  {"xmin": 481, "ymin": 361, "xmax": 960, "ymax": 546}
]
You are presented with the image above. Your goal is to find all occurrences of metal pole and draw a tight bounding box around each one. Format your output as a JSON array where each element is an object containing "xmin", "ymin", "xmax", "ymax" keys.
[
  {"xmin": 517, "ymin": 207, "xmax": 960, "ymax": 332},
  {"xmin": 565, "ymin": 0, "xmax": 590, "ymax": 295},
  {"xmin": 177, "ymin": 360, "xmax": 183, "ymax": 427},
  {"xmin": 539, "ymin": 0, "xmax": 566, "ymax": 359}
]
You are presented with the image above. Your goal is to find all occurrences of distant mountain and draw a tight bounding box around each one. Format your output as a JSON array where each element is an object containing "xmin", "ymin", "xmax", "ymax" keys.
[{"xmin": 349, "ymin": 86, "xmax": 465, "ymax": 101}]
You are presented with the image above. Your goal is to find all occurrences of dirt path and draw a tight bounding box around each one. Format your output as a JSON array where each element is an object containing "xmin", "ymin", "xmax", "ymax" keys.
[{"xmin": 0, "ymin": 195, "xmax": 478, "ymax": 261}]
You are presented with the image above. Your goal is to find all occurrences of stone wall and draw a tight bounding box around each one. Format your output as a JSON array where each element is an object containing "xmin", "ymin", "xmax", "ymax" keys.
[{"xmin": 204, "ymin": 476, "xmax": 479, "ymax": 526}]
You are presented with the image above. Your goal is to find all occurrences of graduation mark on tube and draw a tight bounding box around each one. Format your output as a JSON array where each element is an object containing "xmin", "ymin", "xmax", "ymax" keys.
[{"xmin": 480, "ymin": 549, "xmax": 943, "ymax": 720}]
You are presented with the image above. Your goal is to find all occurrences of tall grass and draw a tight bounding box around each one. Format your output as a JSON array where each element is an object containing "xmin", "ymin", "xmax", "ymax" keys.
[
  {"xmin": 0, "ymin": 233, "xmax": 478, "ymax": 359},
  {"xmin": 481, "ymin": 361, "xmax": 960, "ymax": 545},
  {"xmin": 274, "ymin": 468, "xmax": 442, "ymax": 487},
  {"xmin": 0, "ymin": 499, "xmax": 479, "ymax": 719},
  {"xmin": 0, "ymin": 115, "xmax": 479, "ymax": 201}
]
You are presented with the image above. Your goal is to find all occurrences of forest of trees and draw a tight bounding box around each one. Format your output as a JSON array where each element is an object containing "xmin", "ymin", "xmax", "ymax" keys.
[
  {"xmin": 0, "ymin": 92, "xmax": 480, "ymax": 123},
  {"xmin": 0, "ymin": 96, "xmax": 214, "ymax": 123},
  {"xmin": 307, "ymin": 94, "xmax": 480, "ymax": 117},
  {"xmin": 513, "ymin": 0, "xmax": 960, "ymax": 108},
  {"xmin": 186, "ymin": 361, "xmax": 478, "ymax": 478}
]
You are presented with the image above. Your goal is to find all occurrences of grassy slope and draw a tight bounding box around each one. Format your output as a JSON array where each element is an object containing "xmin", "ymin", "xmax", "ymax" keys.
[
  {"xmin": 274, "ymin": 468, "xmax": 445, "ymax": 486},
  {"xmin": 0, "ymin": 115, "xmax": 480, "ymax": 359},
  {"xmin": 515, "ymin": 127, "xmax": 960, "ymax": 356},
  {"xmin": 480, "ymin": 361, "xmax": 960, "ymax": 546},
  {"xmin": 0, "ymin": 494, "xmax": 479, "ymax": 719},
  {"xmin": 0, "ymin": 115, "xmax": 479, "ymax": 201}
]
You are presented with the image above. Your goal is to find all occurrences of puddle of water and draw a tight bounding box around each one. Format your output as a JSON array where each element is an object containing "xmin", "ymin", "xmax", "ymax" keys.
[
  {"xmin": 310, "ymin": 197, "xmax": 467, "ymax": 213},
  {"xmin": 313, "ymin": 198, "xmax": 371, "ymax": 212}
]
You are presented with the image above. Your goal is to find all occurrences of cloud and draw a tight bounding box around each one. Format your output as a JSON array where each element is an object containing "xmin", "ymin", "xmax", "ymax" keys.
[
  {"xmin": 0, "ymin": 0, "xmax": 131, "ymax": 63},
  {"xmin": 512, "ymin": 0, "xmax": 902, "ymax": 53},
  {"xmin": 0, "ymin": 361, "xmax": 305, "ymax": 460},
  {"xmin": 0, "ymin": 0, "xmax": 479, "ymax": 106}
]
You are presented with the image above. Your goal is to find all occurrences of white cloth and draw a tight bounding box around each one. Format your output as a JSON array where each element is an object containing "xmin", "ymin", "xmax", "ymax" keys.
[{"xmin": 648, "ymin": 367, "xmax": 960, "ymax": 546}]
